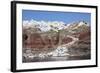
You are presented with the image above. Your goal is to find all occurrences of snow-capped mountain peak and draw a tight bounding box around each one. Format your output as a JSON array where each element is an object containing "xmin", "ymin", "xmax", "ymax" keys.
[
  {"xmin": 65, "ymin": 21, "xmax": 89, "ymax": 29},
  {"xmin": 23, "ymin": 20, "xmax": 89, "ymax": 32},
  {"xmin": 23, "ymin": 19, "xmax": 65, "ymax": 32},
  {"xmin": 78, "ymin": 21, "xmax": 89, "ymax": 26}
]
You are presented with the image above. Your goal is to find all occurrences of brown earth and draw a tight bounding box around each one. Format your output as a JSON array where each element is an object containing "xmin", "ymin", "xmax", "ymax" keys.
[{"xmin": 23, "ymin": 32, "xmax": 73, "ymax": 50}]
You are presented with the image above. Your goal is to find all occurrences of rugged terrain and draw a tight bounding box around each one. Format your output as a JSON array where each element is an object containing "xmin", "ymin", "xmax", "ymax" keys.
[{"xmin": 22, "ymin": 20, "xmax": 91, "ymax": 62}]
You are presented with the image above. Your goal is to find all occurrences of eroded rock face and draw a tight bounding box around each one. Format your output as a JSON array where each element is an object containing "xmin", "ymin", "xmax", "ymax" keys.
[
  {"xmin": 22, "ymin": 21, "xmax": 91, "ymax": 62},
  {"xmin": 23, "ymin": 31, "xmax": 73, "ymax": 51}
]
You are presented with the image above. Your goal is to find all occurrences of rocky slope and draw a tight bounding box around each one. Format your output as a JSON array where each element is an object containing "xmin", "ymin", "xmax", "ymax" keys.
[{"xmin": 22, "ymin": 20, "xmax": 91, "ymax": 62}]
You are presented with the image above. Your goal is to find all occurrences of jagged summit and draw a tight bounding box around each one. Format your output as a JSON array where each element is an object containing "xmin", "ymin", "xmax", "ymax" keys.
[
  {"xmin": 23, "ymin": 19, "xmax": 65, "ymax": 32},
  {"xmin": 23, "ymin": 20, "xmax": 89, "ymax": 32},
  {"xmin": 65, "ymin": 21, "xmax": 89, "ymax": 29}
]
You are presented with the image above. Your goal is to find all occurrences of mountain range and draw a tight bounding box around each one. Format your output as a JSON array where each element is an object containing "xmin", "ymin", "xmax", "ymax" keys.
[
  {"xmin": 22, "ymin": 20, "xmax": 91, "ymax": 61},
  {"xmin": 22, "ymin": 20, "xmax": 90, "ymax": 50},
  {"xmin": 23, "ymin": 20, "xmax": 89, "ymax": 33}
]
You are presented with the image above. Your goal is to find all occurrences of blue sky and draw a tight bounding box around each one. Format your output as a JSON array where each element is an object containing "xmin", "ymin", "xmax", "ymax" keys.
[{"xmin": 22, "ymin": 10, "xmax": 91, "ymax": 24}]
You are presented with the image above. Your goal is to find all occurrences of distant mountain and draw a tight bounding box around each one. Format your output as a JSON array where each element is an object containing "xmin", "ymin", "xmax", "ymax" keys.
[
  {"xmin": 64, "ymin": 21, "xmax": 90, "ymax": 33},
  {"xmin": 66, "ymin": 21, "xmax": 89, "ymax": 28},
  {"xmin": 23, "ymin": 20, "xmax": 89, "ymax": 33},
  {"xmin": 23, "ymin": 20, "xmax": 65, "ymax": 32}
]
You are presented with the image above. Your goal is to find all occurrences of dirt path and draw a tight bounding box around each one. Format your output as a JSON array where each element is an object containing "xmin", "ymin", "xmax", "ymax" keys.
[
  {"xmin": 61, "ymin": 35, "xmax": 78, "ymax": 47},
  {"xmin": 39, "ymin": 35, "xmax": 79, "ymax": 57}
]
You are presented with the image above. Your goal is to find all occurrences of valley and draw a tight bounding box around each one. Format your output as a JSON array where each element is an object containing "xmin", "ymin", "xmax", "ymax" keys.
[{"xmin": 22, "ymin": 20, "xmax": 91, "ymax": 62}]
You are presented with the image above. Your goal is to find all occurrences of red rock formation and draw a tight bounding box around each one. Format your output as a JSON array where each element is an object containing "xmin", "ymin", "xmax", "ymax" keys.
[{"xmin": 23, "ymin": 32, "xmax": 73, "ymax": 50}]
